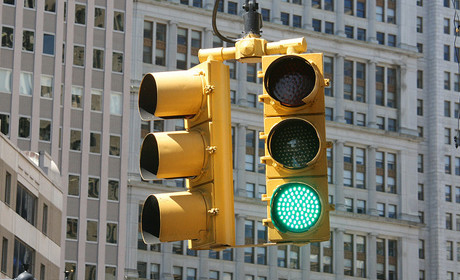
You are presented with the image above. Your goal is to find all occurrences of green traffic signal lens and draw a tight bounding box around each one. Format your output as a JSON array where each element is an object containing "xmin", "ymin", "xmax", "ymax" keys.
[
  {"xmin": 268, "ymin": 119, "xmax": 320, "ymax": 169},
  {"xmin": 264, "ymin": 55, "xmax": 316, "ymax": 107},
  {"xmin": 271, "ymin": 183, "xmax": 321, "ymax": 233}
]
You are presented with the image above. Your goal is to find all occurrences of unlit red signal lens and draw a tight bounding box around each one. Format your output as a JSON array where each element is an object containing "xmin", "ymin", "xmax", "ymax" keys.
[
  {"xmin": 270, "ymin": 183, "xmax": 321, "ymax": 233},
  {"xmin": 268, "ymin": 119, "xmax": 320, "ymax": 169},
  {"xmin": 264, "ymin": 56, "xmax": 316, "ymax": 107}
]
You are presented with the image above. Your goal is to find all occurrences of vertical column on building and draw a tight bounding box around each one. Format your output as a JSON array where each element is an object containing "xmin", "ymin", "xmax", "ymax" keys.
[
  {"xmin": 268, "ymin": 246, "xmax": 278, "ymax": 280},
  {"xmin": 271, "ymin": 0, "xmax": 281, "ymax": 24},
  {"xmin": 335, "ymin": 54, "xmax": 345, "ymax": 123},
  {"xmin": 162, "ymin": 243, "xmax": 174, "ymax": 279},
  {"xmin": 236, "ymin": 124, "xmax": 247, "ymax": 196},
  {"xmin": 398, "ymin": 148, "xmax": 419, "ymax": 222},
  {"xmin": 125, "ymin": 189, "xmax": 141, "ymax": 279},
  {"xmin": 334, "ymin": 140, "xmax": 345, "ymax": 211},
  {"xmin": 204, "ymin": 28, "xmax": 214, "ymax": 49},
  {"xmin": 302, "ymin": 0, "xmax": 313, "ymax": 30},
  {"xmin": 335, "ymin": 0, "xmax": 345, "ymax": 36},
  {"xmin": 301, "ymin": 245, "xmax": 311, "ymax": 280},
  {"xmin": 367, "ymin": 60, "xmax": 377, "ymax": 128},
  {"xmin": 235, "ymin": 214, "xmax": 246, "ymax": 280},
  {"xmin": 167, "ymin": 21, "xmax": 178, "ymax": 71},
  {"xmin": 367, "ymin": 0, "xmax": 377, "ymax": 43},
  {"xmin": 400, "ymin": 236, "xmax": 419, "ymax": 279},
  {"xmin": 367, "ymin": 146, "xmax": 377, "ymax": 216},
  {"xmin": 398, "ymin": 63, "xmax": 418, "ymax": 136},
  {"xmin": 198, "ymin": 250, "xmax": 209, "ymax": 280},
  {"xmin": 238, "ymin": 64, "xmax": 248, "ymax": 106},
  {"xmin": 334, "ymin": 229, "xmax": 344, "ymax": 280},
  {"xmin": 397, "ymin": 0, "xmax": 417, "ymax": 50},
  {"xmin": 367, "ymin": 233, "xmax": 377, "ymax": 280}
]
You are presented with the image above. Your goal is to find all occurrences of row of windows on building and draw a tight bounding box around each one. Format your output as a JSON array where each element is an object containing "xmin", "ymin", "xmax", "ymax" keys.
[
  {"xmin": 1, "ymin": 28, "xmax": 125, "ymax": 73},
  {"xmin": 67, "ymin": 174, "xmax": 120, "ymax": 201},
  {"xmin": 66, "ymin": 217, "xmax": 118, "ymax": 244},
  {"xmin": 1, "ymin": 236, "xmax": 49, "ymax": 279},
  {"xmin": 0, "ymin": 173, "xmax": 48, "ymax": 233},
  {"xmin": 416, "ymin": 154, "xmax": 460, "ymax": 175},
  {"xmin": 136, "ymin": 228, "xmax": 399, "ymax": 279},
  {"xmin": 64, "ymin": 262, "xmax": 116, "ymax": 280},
  {"xmin": 3, "ymin": 0, "xmax": 125, "ymax": 31},
  {"xmin": 418, "ymin": 239, "xmax": 460, "ymax": 263},
  {"xmin": 0, "ymin": 70, "xmax": 124, "ymax": 116}
]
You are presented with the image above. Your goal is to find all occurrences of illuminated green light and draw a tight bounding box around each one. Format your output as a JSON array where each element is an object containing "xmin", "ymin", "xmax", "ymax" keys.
[{"xmin": 270, "ymin": 183, "xmax": 322, "ymax": 233}]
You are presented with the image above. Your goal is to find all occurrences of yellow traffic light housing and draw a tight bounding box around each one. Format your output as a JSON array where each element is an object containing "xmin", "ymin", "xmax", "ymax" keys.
[
  {"xmin": 259, "ymin": 53, "xmax": 333, "ymax": 244},
  {"xmin": 138, "ymin": 60, "xmax": 235, "ymax": 250}
]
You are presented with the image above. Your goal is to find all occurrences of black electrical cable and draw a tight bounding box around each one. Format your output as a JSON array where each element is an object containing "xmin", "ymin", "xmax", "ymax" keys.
[{"xmin": 212, "ymin": 0, "xmax": 237, "ymax": 44}]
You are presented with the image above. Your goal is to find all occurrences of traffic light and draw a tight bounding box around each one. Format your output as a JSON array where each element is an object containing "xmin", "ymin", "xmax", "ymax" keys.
[
  {"xmin": 138, "ymin": 59, "xmax": 235, "ymax": 250},
  {"xmin": 259, "ymin": 53, "xmax": 332, "ymax": 244}
]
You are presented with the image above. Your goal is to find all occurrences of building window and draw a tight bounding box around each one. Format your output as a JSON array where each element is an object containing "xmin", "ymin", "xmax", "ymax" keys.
[
  {"xmin": 112, "ymin": 52, "xmax": 123, "ymax": 72},
  {"xmin": 445, "ymin": 72, "xmax": 451, "ymax": 90},
  {"xmin": 277, "ymin": 246, "xmax": 287, "ymax": 267},
  {"xmin": 22, "ymin": 30, "xmax": 34, "ymax": 52},
  {"xmin": 344, "ymin": 197, "xmax": 353, "ymax": 212},
  {"xmin": 261, "ymin": 8, "xmax": 270, "ymax": 21},
  {"xmin": 244, "ymin": 220, "xmax": 254, "ymax": 263},
  {"xmin": 376, "ymin": 32, "xmax": 384, "ymax": 45},
  {"xmin": 356, "ymin": 113, "xmax": 365, "ymax": 126},
  {"xmin": 344, "ymin": 0, "xmax": 353, "ymax": 15},
  {"xmin": 310, "ymin": 242, "xmax": 320, "ymax": 271},
  {"xmin": 357, "ymin": 0, "xmax": 366, "ymax": 18},
  {"xmin": 114, "ymin": 11, "xmax": 124, "ymax": 31},
  {"xmin": 108, "ymin": 180, "xmax": 119, "ymax": 201},
  {"xmin": 107, "ymin": 223, "xmax": 118, "ymax": 244},
  {"xmin": 40, "ymin": 76, "xmax": 53, "ymax": 98},
  {"xmin": 177, "ymin": 28, "xmax": 188, "ymax": 69},
  {"xmin": 417, "ymin": 154, "xmax": 423, "ymax": 173},
  {"xmin": 16, "ymin": 183, "xmax": 37, "ymax": 226},
  {"xmin": 75, "ymin": 4, "xmax": 86, "ymax": 25},
  {"xmin": 88, "ymin": 177, "xmax": 100, "ymax": 199},
  {"xmin": 445, "ymin": 45, "xmax": 451, "ymax": 61},
  {"xmin": 377, "ymin": 203, "xmax": 385, "ymax": 217},
  {"xmin": 293, "ymin": 15, "xmax": 302, "ymax": 28},
  {"xmin": 388, "ymin": 204, "xmax": 396, "ymax": 218},
  {"xmin": 91, "ymin": 89, "xmax": 102, "ymax": 112},
  {"xmin": 0, "ymin": 69, "xmax": 12, "ymax": 93},
  {"xmin": 109, "ymin": 135, "xmax": 121, "ymax": 156},
  {"xmin": 445, "ymin": 155, "xmax": 452, "ymax": 174},
  {"xmin": 20, "ymin": 72, "xmax": 33, "ymax": 96},
  {"xmin": 73, "ymin": 45, "xmax": 85, "ymax": 66},
  {"xmin": 94, "ymin": 7, "xmax": 105, "ymax": 28},
  {"xmin": 66, "ymin": 218, "xmax": 78, "ymax": 240},
  {"xmin": 281, "ymin": 12, "xmax": 289, "ymax": 26},
  {"xmin": 68, "ymin": 175, "xmax": 80, "ymax": 196},
  {"xmin": 1, "ymin": 26, "xmax": 14, "ymax": 48},
  {"xmin": 357, "ymin": 28, "xmax": 366, "ymax": 40},
  {"xmin": 345, "ymin": 25, "xmax": 353, "ymax": 38},
  {"xmin": 312, "ymin": 19, "xmax": 321, "ymax": 32},
  {"xmin": 446, "ymin": 213, "xmax": 453, "ymax": 230},
  {"xmin": 1, "ymin": 238, "xmax": 7, "ymax": 274},
  {"xmin": 418, "ymin": 184, "xmax": 424, "ymax": 200},
  {"xmin": 417, "ymin": 17, "xmax": 423, "ymax": 32},
  {"xmin": 18, "ymin": 117, "xmax": 30, "ymax": 139},
  {"xmin": 110, "ymin": 92, "xmax": 122, "ymax": 115},
  {"xmin": 245, "ymin": 129, "xmax": 256, "ymax": 171},
  {"xmin": 13, "ymin": 239, "xmax": 35, "ymax": 278},
  {"xmin": 149, "ymin": 264, "xmax": 159, "ymax": 280},
  {"xmin": 419, "ymin": 239, "xmax": 425, "ymax": 259},
  {"xmin": 447, "ymin": 241, "xmax": 453, "ymax": 260},
  {"xmin": 228, "ymin": 1, "xmax": 238, "ymax": 14},
  {"xmin": 173, "ymin": 267, "xmax": 183, "ymax": 280},
  {"xmin": 93, "ymin": 49, "xmax": 104, "ymax": 69},
  {"xmin": 343, "ymin": 234, "xmax": 353, "ymax": 275},
  {"xmin": 344, "ymin": 111, "xmax": 353, "ymax": 124},
  {"xmin": 87, "ymin": 220, "xmax": 98, "ymax": 242},
  {"xmin": 70, "ymin": 129, "xmax": 81, "ymax": 151},
  {"xmin": 39, "ymin": 119, "xmax": 51, "ymax": 142},
  {"xmin": 0, "ymin": 114, "xmax": 9, "ymax": 136},
  {"xmin": 357, "ymin": 199, "xmax": 366, "ymax": 214}
]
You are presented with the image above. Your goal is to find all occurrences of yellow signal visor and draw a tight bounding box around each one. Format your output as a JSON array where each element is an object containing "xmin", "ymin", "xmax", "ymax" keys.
[
  {"xmin": 140, "ymin": 131, "xmax": 205, "ymax": 180},
  {"xmin": 141, "ymin": 191, "xmax": 208, "ymax": 243},
  {"xmin": 138, "ymin": 70, "xmax": 205, "ymax": 120}
]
